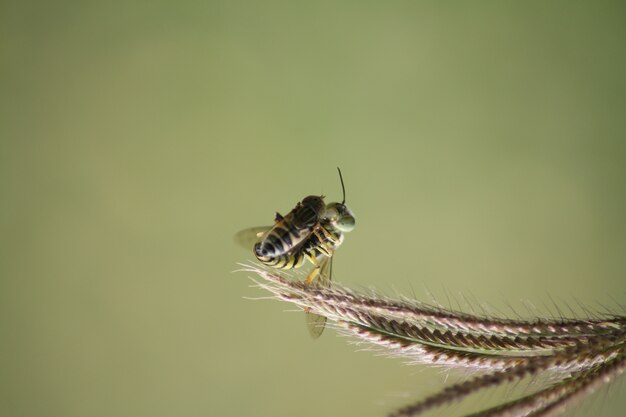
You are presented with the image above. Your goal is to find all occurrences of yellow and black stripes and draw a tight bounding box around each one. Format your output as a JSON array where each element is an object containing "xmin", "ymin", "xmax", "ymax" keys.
[
  {"xmin": 255, "ymin": 251, "xmax": 307, "ymax": 270},
  {"xmin": 301, "ymin": 224, "xmax": 343, "ymax": 259},
  {"xmin": 255, "ymin": 220, "xmax": 344, "ymax": 270},
  {"xmin": 254, "ymin": 195, "xmax": 326, "ymax": 259}
]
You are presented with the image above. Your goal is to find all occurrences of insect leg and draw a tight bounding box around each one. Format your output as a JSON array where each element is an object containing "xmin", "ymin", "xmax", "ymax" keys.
[
  {"xmin": 304, "ymin": 253, "xmax": 321, "ymax": 285},
  {"xmin": 317, "ymin": 226, "xmax": 338, "ymax": 243}
]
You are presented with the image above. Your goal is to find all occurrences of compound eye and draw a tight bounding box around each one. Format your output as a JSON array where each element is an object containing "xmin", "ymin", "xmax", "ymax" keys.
[
  {"xmin": 336, "ymin": 214, "xmax": 355, "ymax": 232},
  {"xmin": 325, "ymin": 208, "xmax": 338, "ymax": 220},
  {"xmin": 323, "ymin": 203, "xmax": 341, "ymax": 221}
]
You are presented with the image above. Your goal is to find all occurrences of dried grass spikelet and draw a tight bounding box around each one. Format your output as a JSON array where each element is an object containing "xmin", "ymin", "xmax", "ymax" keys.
[{"xmin": 240, "ymin": 263, "xmax": 626, "ymax": 417}]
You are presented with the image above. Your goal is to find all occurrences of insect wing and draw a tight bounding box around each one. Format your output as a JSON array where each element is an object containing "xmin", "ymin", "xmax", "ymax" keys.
[
  {"xmin": 234, "ymin": 226, "xmax": 271, "ymax": 250},
  {"xmin": 305, "ymin": 256, "xmax": 333, "ymax": 339},
  {"xmin": 305, "ymin": 308, "xmax": 327, "ymax": 339},
  {"xmin": 318, "ymin": 254, "xmax": 333, "ymax": 287}
]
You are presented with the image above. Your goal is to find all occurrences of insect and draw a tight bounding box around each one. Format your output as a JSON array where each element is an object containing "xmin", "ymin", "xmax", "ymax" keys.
[{"xmin": 235, "ymin": 168, "xmax": 355, "ymax": 337}]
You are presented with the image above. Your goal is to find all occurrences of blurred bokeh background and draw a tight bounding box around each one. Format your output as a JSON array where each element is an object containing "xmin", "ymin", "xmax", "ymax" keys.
[{"xmin": 1, "ymin": 1, "xmax": 625, "ymax": 416}]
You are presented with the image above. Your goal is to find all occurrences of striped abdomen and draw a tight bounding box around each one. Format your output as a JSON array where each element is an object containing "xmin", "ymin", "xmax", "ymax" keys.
[
  {"xmin": 255, "ymin": 195, "xmax": 325, "ymax": 258},
  {"xmin": 255, "ymin": 222, "xmax": 344, "ymax": 270},
  {"xmin": 254, "ymin": 220, "xmax": 306, "ymax": 259},
  {"xmin": 300, "ymin": 223, "xmax": 343, "ymax": 259},
  {"xmin": 255, "ymin": 250, "xmax": 307, "ymax": 270}
]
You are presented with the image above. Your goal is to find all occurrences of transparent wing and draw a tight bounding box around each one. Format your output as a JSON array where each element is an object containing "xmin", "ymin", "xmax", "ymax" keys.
[
  {"xmin": 305, "ymin": 309, "xmax": 327, "ymax": 339},
  {"xmin": 305, "ymin": 256, "xmax": 333, "ymax": 339},
  {"xmin": 234, "ymin": 226, "xmax": 271, "ymax": 250},
  {"xmin": 317, "ymin": 254, "xmax": 333, "ymax": 287}
]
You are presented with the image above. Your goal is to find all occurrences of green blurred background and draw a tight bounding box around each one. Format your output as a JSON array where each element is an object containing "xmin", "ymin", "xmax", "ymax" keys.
[{"xmin": 1, "ymin": 1, "xmax": 625, "ymax": 416}]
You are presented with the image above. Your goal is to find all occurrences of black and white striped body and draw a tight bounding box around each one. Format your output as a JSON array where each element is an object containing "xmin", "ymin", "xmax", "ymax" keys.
[
  {"xmin": 254, "ymin": 195, "xmax": 325, "ymax": 259},
  {"xmin": 255, "ymin": 220, "xmax": 344, "ymax": 270}
]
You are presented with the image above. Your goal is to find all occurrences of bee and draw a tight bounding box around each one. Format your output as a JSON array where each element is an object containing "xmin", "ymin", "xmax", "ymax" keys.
[{"xmin": 235, "ymin": 168, "xmax": 355, "ymax": 338}]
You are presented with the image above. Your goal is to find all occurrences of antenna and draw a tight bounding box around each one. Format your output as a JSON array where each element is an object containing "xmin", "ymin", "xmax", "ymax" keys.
[{"xmin": 337, "ymin": 167, "xmax": 346, "ymax": 205}]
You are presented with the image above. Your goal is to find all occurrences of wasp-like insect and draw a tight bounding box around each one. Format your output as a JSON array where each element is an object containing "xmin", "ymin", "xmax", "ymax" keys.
[{"xmin": 235, "ymin": 168, "xmax": 355, "ymax": 337}]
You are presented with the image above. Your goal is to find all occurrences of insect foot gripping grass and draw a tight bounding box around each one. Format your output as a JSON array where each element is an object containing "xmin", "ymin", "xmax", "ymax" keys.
[{"xmin": 241, "ymin": 264, "xmax": 626, "ymax": 417}]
